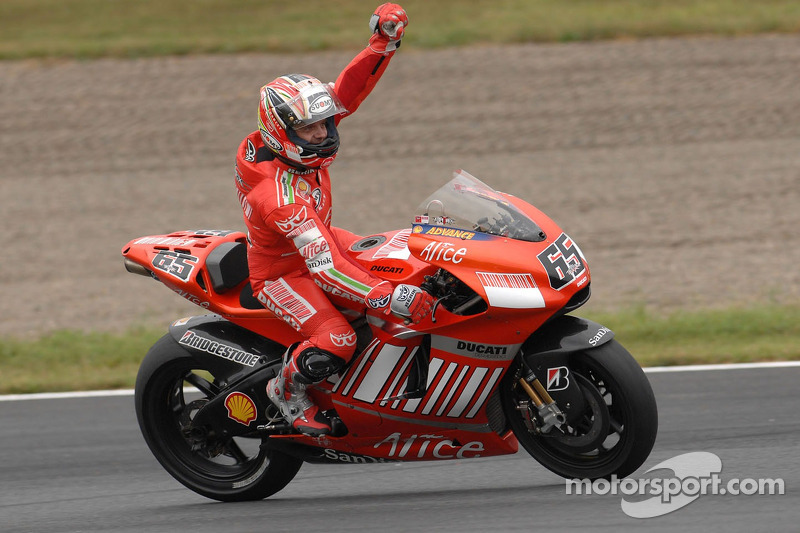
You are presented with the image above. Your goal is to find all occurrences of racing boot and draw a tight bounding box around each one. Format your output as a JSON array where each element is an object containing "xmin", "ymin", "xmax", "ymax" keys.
[{"xmin": 266, "ymin": 349, "xmax": 333, "ymax": 437}]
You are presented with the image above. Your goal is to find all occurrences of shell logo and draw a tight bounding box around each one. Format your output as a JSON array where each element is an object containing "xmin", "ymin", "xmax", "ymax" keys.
[
  {"xmin": 296, "ymin": 178, "xmax": 310, "ymax": 198},
  {"xmin": 224, "ymin": 392, "xmax": 257, "ymax": 426}
]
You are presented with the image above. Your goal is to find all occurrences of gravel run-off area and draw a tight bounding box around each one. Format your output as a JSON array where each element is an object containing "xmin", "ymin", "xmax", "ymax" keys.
[{"xmin": 1, "ymin": 34, "xmax": 799, "ymax": 338}]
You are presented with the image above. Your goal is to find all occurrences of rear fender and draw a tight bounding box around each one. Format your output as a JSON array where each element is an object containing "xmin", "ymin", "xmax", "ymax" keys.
[
  {"xmin": 167, "ymin": 315, "xmax": 287, "ymax": 437},
  {"xmin": 521, "ymin": 315, "xmax": 615, "ymax": 423},
  {"xmin": 168, "ymin": 314, "xmax": 286, "ymax": 377}
]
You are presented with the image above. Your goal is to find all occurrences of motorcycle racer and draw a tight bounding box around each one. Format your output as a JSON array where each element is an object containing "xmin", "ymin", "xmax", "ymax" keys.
[{"xmin": 234, "ymin": 3, "xmax": 434, "ymax": 436}]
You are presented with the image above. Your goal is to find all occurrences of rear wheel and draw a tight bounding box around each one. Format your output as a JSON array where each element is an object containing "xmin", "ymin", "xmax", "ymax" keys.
[
  {"xmin": 135, "ymin": 334, "xmax": 302, "ymax": 501},
  {"xmin": 501, "ymin": 339, "xmax": 658, "ymax": 479}
]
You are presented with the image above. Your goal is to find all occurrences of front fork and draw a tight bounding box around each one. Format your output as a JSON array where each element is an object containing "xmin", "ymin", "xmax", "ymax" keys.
[{"xmin": 516, "ymin": 360, "xmax": 567, "ymax": 434}]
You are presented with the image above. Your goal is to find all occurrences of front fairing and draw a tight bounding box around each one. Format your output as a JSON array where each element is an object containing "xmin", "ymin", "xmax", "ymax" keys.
[{"xmin": 407, "ymin": 171, "xmax": 591, "ymax": 330}]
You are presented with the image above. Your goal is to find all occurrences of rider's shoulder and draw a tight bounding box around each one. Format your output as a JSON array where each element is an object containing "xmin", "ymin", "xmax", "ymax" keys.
[
  {"xmin": 267, "ymin": 198, "xmax": 318, "ymax": 236},
  {"xmin": 236, "ymin": 131, "xmax": 277, "ymax": 167},
  {"xmin": 251, "ymin": 178, "xmax": 316, "ymax": 216}
]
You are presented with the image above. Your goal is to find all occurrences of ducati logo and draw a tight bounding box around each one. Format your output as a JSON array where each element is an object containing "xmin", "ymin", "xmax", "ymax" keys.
[
  {"xmin": 546, "ymin": 366, "xmax": 570, "ymax": 391},
  {"xmin": 330, "ymin": 331, "xmax": 357, "ymax": 347}
]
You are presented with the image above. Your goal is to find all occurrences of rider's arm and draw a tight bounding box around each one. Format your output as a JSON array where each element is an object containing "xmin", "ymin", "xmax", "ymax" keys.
[
  {"xmin": 333, "ymin": 3, "xmax": 407, "ymax": 121},
  {"xmin": 332, "ymin": 45, "xmax": 395, "ymax": 123},
  {"xmin": 329, "ymin": 226, "xmax": 361, "ymax": 250},
  {"xmin": 267, "ymin": 202, "xmax": 383, "ymax": 304},
  {"xmin": 267, "ymin": 204, "xmax": 433, "ymax": 322}
]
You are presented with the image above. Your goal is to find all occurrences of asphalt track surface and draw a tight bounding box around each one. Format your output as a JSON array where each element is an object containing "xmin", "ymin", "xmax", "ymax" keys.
[{"xmin": 1, "ymin": 364, "xmax": 797, "ymax": 533}]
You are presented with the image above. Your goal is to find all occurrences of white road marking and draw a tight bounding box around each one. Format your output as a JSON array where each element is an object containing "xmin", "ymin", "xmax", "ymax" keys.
[
  {"xmin": 643, "ymin": 361, "xmax": 800, "ymax": 373},
  {"xmin": 1, "ymin": 361, "xmax": 798, "ymax": 402}
]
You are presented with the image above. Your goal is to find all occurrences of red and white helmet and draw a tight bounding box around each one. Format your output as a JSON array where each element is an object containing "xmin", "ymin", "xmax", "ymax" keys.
[{"xmin": 258, "ymin": 74, "xmax": 348, "ymax": 172}]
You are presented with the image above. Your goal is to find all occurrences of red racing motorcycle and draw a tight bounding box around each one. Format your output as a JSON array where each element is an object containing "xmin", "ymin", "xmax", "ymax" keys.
[{"xmin": 122, "ymin": 170, "xmax": 657, "ymax": 501}]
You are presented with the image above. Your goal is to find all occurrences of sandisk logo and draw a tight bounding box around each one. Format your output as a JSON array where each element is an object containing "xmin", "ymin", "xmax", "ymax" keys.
[{"xmin": 588, "ymin": 327, "xmax": 611, "ymax": 346}]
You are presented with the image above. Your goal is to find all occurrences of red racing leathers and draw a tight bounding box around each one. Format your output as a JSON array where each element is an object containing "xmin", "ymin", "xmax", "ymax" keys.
[{"xmin": 234, "ymin": 44, "xmax": 396, "ymax": 363}]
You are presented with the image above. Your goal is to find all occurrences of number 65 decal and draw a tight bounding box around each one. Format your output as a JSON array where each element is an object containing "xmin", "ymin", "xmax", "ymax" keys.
[
  {"xmin": 152, "ymin": 251, "xmax": 198, "ymax": 282},
  {"xmin": 537, "ymin": 233, "xmax": 586, "ymax": 291}
]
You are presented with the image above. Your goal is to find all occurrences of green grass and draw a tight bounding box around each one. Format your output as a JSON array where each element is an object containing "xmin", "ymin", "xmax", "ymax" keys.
[
  {"xmin": 588, "ymin": 305, "xmax": 800, "ymax": 367},
  {"xmin": 1, "ymin": 305, "xmax": 798, "ymax": 394},
  {"xmin": 1, "ymin": 0, "xmax": 800, "ymax": 59},
  {"xmin": 0, "ymin": 328, "xmax": 162, "ymax": 394}
]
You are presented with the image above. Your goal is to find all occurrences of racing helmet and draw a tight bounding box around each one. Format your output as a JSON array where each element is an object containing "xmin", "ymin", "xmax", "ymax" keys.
[{"xmin": 258, "ymin": 74, "xmax": 348, "ymax": 171}]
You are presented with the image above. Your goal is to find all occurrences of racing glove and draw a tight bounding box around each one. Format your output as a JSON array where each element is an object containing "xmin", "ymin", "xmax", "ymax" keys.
[
  {"xmin": 369, "ymin": 3, "xmax": 408, "ymax": 54},
  {"xmin": 366, "ymin": 282, "xmax": 434, "ymax": 325}
]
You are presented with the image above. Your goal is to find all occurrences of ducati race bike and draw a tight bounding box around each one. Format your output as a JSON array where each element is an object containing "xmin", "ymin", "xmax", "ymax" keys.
[{"xmin": 122, "ymin": 170, "xmax": 658, "ymax": 501}]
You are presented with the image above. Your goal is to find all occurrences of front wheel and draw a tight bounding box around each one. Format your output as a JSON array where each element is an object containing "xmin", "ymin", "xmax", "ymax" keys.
[
  {"xmin": 501, "ymin": 339, "xmax": 658, "ymax": 479},
  {"xmin": 135, "ymin": 334, "xmax": 302, "ymax": 501}
]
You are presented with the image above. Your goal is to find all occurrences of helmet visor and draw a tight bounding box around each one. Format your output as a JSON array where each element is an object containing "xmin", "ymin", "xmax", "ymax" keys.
[{"xmin": 277, "ymin": 82, "xmax": 348, "ymax": 129}]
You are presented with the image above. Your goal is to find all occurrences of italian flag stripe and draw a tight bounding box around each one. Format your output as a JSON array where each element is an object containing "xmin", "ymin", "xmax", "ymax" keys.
[
  {"xmin": 322, "ymin": 269, "xmax": 371, "ymax": 296},
  {"xmin": 282, "ymin": 172, "xmax": 295, "ymax": 205}
]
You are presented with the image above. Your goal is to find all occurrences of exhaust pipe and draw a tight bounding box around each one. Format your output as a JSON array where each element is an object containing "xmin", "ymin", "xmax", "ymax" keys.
[{"xmin": 124, "ymin": 258, "xmax": 152, "ymax": 277}]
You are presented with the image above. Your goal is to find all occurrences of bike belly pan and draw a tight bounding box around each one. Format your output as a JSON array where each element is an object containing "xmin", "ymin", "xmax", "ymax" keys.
[{"xmin": 272, "ymin": 325, "xmax": 521, "ymax": 462}]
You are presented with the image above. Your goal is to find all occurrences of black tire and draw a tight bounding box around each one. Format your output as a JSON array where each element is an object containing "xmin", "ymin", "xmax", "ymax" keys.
[
  {"xmin": 134, "ymin": 334, "xmax": 302, "ymax": 501},
  {"xmin": 501, "ymin": 339, "xmax": 658, "ymax": 479}
]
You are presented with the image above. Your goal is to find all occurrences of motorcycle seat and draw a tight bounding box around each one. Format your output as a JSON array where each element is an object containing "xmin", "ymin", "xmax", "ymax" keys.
[
  {"xmin": 206, "ymin": 241, "xmax": 249, "ymax": 293},
  {"xmin": 205, "ymin": 241, "xmax": 263, "ymax": 310}
]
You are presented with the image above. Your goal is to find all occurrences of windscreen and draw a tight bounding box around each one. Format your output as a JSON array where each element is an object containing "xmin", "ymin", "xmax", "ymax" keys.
[{"xmin": 413, "ymin": 170, "xmax": 545, "ymax": 242}]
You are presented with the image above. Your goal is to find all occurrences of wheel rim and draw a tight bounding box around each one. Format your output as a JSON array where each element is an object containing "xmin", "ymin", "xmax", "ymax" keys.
[
  {"xmin": 507, "ymin": 355, "xmax": 636, "ymax": 474},
  {"xmin": 548, "ymin": 373, "xmax": 611, "ymax": 454},
  {"xmin": 148, "ymin": 364, "xmax": 271, "ymax": 484}
]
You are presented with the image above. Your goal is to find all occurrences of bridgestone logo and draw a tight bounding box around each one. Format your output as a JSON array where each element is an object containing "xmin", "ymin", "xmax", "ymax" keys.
[{"xmin": 178, "ymin": 331, "xmax": 259, "ymax": 367}]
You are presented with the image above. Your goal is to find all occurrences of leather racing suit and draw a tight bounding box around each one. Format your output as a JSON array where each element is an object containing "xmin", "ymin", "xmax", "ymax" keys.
[{"xmin": 234, "ymin": 44, "xmax": 396, "ymax": 372}]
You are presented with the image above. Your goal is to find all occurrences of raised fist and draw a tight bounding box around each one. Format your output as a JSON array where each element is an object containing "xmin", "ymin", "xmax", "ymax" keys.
[{"xmin": 368, "ymin": 3, "xmax": 408, "ymax": 53}]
